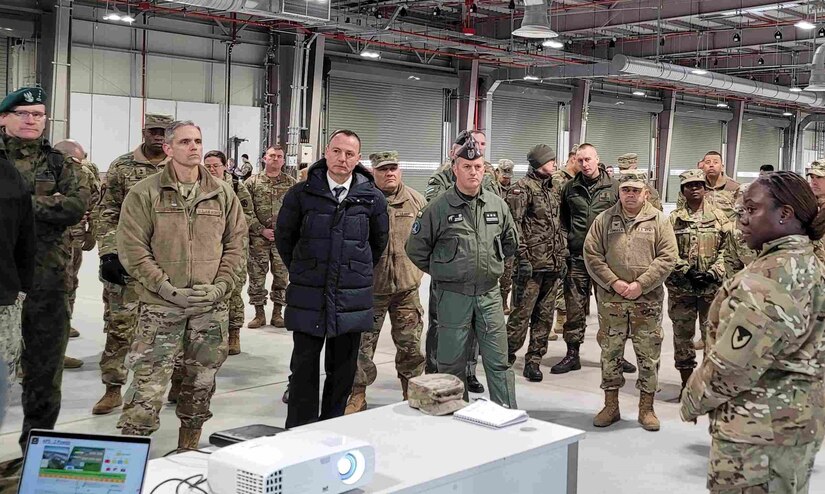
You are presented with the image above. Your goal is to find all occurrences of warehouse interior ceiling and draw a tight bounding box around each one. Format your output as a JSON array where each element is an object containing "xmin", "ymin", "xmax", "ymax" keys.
[{"xmin": 2, "ymin": 0, "xmax": 825, "ymax": 113}]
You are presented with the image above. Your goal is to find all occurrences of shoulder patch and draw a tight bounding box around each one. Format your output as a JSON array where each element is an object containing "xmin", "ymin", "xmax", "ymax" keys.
[
  {"xmin": 411, "ymin": 221, "xmax": 421, "ymax": 235},
  {"xmin": 731, "ymin": 326, "xmax": 753, "ymax": 350},
  {"xmin": 241, "ymin": 199, "xmax": 249, "ymax": 208}
]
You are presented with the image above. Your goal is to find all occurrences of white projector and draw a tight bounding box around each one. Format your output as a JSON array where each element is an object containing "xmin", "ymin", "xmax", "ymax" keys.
[{"xmin": 207, "ymin": 430, "xmax": 375, "ymax": 494}]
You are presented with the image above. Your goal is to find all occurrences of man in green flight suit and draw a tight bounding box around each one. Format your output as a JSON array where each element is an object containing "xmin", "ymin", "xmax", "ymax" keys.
[{"xmin": 406, "ymin": 135, "xmax": 518, "ymax": 407}]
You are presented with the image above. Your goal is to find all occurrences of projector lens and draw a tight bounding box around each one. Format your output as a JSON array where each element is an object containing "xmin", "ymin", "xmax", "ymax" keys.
[{"xmin": 338, "ymin": 450, "xmax": 366, "ymax": 485}]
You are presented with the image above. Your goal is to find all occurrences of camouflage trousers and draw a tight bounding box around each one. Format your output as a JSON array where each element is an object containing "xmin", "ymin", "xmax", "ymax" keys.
[
  {"xmin": 668, "ymin": 292, "xmax": 714, "ymax": 370},
  {"xmin": 0, "ymin": 299, "xmax": 22, "ymax": 394},
  {"xmin": 247, "ymin": 235, "xmax": 287, "ymax": 308},
  {"xmin": 228, "ymin": 275, "xmax": 246, "ymax": 332},
  {"xmin": 596, "ymin": 301, "xmax": 663, "ymax": 394},
  {"xmin": 555, "ymin": 280, "xmax": 566, "ymax": 313},
  {"xmin": 100, "ymin": 280, "xmax": 140, "ymax": 386},
  {"xmin": 708, "ymin": 438, "xmax": 822, "ymax": 493},
  {"xmin": 499, "ymin": 257, "xmax": 515, "ymax": 309},
  {"xmin": 20, "ymin": 289, "xmax": 69, "ymax": 451},
  {"xmin": 354, "ymin": 289, "xmax": 425, "ymax": 387},
  {"xmin": 506, "ymin": 270, "xmax": 562, "ymax": 366},
  {"xmin": 435, "ymin": 286, "xmax": 516, "ymax": 408},
  {"xmin": 66, "ymin": 238, "xmax": 84, "ymax": 318},
  {"xmin": 118, "ymin": 301, "xmax": 229, "ymax": 434},
  {"xmin": 562, "ymin": 258, "xmax": 592, "ymax": 345}
]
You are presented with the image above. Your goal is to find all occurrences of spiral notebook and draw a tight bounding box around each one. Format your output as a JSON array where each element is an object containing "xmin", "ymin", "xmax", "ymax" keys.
[{"xmin": 453, "ymin": 398, "xmax": 528, "ymax": 429}]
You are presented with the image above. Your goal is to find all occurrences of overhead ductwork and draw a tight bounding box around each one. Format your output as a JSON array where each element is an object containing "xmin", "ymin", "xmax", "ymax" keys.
[
  {"xmin": 612, "ymin": 55, "xmax": 825, "ymax": 109},
  {"xmin": 168, "ymin": 0, "xmax": 330, "ymax": 22},
  {"xmin": 513, "ymin": 0, "xmax": 557, "ymax": 39},
  {"xmin": 805, "ymin": 44, "xmax": 825, "ymax": 92}
]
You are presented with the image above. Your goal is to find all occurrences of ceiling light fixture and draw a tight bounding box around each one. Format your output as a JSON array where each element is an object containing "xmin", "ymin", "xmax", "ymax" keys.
[
  {"xmin": 774, "ymin": 29, "xmax": 783, "ymax": 41},
  {"xmin": 632, "ymin": 90, "xmax": 646, "ymax": 96},
  {"xmin": 608, "ymin": 38, "xmax": 616, "ymax": 48},
  {"xmin": 469, "ymin": 2, "xmax": 477, "ymax": 14},
  {"xmin": 819, "ymin": 27, "xmax": 825, "ymax": 37},
  {"xmin": 399, "ymin": 7, "xmax": 407, "ymax": 17},
  {"xmin": 783, "ymin": 110, "xmax": 793, "ymax": 116},
  {"xmin": 691, "ymin": 68, "xmax": 708, "ymax": 75},
  {"xmin": 795, "ymin": 20, "xmax": 816, "ymax": 30},
  {"xmin": 542, "ymin": 39, "xmax": 564, "ymax": 49},
  {"xmin": 433, "ymin": 6, "xmax": 441, "ymax": 16},
  {"xmin": 722, "ymin": 3, "xmax": 799, "ymax": 16},
  {"xmin": 360, "ymin": 49, "xmax": 380, "ymax": 59},
  {"xmin": 758, "ymin": 57, "xmax": 765, "ymax": 65},
  {"xmin": 407, "ymin": 75, "xmax": 420, "ymax": 81},
  {"xmin": 790, "ymin": 85, "xmax": 803, "ymax": 92},
  {"xmin": 508, "ymin": 0, "xmax": 515, "ymax": 10},
  {"xmin": 513, "ymin": 0, "xmax": 559, "ymax": 39},
  {"xmin": 462, "ymin": 26, "xmax": 476, "ymax": 36},
  {"xmin": 523, "ymin": 74, "xmax": 540, "ymax": 81},
  {"xmin": 733, "ymin": 32, "xmax": 741, "ymax": 43},
  {"xmin": 103, "ymin": 12, "xmax": 121, "ymax": 21},
  {"xmin": 716, "ymin": 101, "xmax": 729, "ymax": 108}
]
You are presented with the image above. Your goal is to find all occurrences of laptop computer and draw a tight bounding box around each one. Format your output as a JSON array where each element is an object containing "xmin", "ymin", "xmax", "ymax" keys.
[{"xmin": 18, "ymin": 430, "xmax": 151, "ymax": 494}]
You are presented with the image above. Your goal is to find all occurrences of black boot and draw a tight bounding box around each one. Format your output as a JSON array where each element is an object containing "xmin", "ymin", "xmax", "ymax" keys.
[
  {"xmin": 281, "ymin": 384, "xmax": 290, "ymax": 404},
  {"xmin": 679, "ymin": 368, "xmax": 693, "ymax": 393},
  {"xmin": 523, "ymin": 362, "xmax": 544, "ymax": 382},
  {"xmin": 466, "ymin": 375, "xmax": 485, "ymax": 393},
  {"xmin": 551, "ymin": 343, "xmax": 581, "ymax": 374},
  {"xmin": 620, "ymin": 357, "xmax": 637, "ymax": 373}
]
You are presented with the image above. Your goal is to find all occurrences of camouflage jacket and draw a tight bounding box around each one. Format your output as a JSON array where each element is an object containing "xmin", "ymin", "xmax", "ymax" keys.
[
  {"xmin": 723, "ymin": 224, "xmax": 757, "ymax": 278},
  {"xmin": 644, "ymin": 181, "xmax": 663, "ymax": 211},
  {"xmin": 244, "ymin": 171, "xmax": 296, "ymax": 238},
  {"xmin": 68, "ymin": 159, "xmax": 102, "ymax": 240},
  {"xmin": 583, "ymin": 201, "xmax": 678, "ymax": 305},
  {"xmin": 222, "ymin": 172, "xmax": 255, "ymax": 227},
  {"xmin": 425, "ymin": 160, "xmax": 501, "ymax": 202},
  {"xmin": 666, "ymin": 201, "xmax": 730, "ymax": 295},
  {"xmin": 117, "ymin": 164, "xmax": 247, "ymax": 306},
  {"xmin": 374, "ymin": 182, "xmax": 426, "ymax": 296},
  {"xmin": 677, "ymin": 174, "xmax": 741, "ymax": 221},
  {"xmin": 506, "ymin": 170, "xmax": 567, "ymax": 272},
  {"xmin": 0, "ymin": 132, "xmax": 89, "ymax": 291},
  {"xmin": 96, "ymin": 146, "xmax": 167, "ymax": 256},
  {"xmin": 681, "ymin": 235, "xmax": 825, "ymax": 447}
]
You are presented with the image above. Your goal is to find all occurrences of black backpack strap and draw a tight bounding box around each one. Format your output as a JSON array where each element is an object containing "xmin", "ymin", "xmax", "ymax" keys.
[{"xmin": 232, "ymin": 175, "xmax": 239, "ymax": 193}]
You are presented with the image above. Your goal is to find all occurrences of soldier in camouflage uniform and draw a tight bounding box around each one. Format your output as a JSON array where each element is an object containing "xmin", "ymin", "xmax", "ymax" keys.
[
  {"xmin": 677, "ymin": 151, "xmax": 741, "ymax": 221},
  {"xmin": 345, "ymin": 151, "xmax": 425, "ymax": 414},
  {"xmin": 245, "ymin": 145, "xmax": 295, "ymax": 329},
  {"xmin": 496, "ymin": 159, "xmax": 516, "ymax": 314},
  {"xmin": 666, "ymin": 169, "xmax": 730, "ymax": 391},
  {"xmin": 681, "ymin": 172, "xmax": 825, "ymax": 492},
  {"xmin": 584, "ymin": 170, "xmax": 677, "ymax": 431},
  {"xmin": 806, "ymin": 161, "xmax": 825, "ymax": 264},
  {"xmin": 0, "ymin": 88, "xmax": 90, "ymax": 452},
  {"xmin": 92, "ymin": 113, "xmax": 172, "ymax": 415},
  {"xmin": 616, "ymin": 152, "xmax": 662, "ymax": 210},
  {"xmin": 116, "ymin": 121, "xmax": 246, "ymax": 449},
  {"xmin": 549, "ymin": 147, "xmax": 580, "ymax": 335},
  {"xmin": 505, "ymin": 145, "xmax": 565, "ymax": 383}
]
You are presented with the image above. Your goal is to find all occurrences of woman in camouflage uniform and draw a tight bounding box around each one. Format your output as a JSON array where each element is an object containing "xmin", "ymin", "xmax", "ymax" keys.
[{"xmin": 681, "ymin": 171, "xmax": 825, "ymax": 493}]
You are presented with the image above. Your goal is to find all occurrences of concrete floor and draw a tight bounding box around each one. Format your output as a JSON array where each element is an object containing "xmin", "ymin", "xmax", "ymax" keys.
[{"xmin": 1, "ymin": 247, "xmax": 823, "ymax": 493}]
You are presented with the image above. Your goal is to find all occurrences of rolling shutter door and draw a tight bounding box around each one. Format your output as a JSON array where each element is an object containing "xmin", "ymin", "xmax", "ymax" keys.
[
  {"xmin": 490, "ymin": 93, "xmax": 558, "ymax": 180},
  {"xmin": 667, "ymin": 116, "xmax": 723, "ymax": 202},
  {"xmin": 327, "ymin": 77, "xmax": 443, "ymax": 195},
  {"xmin": 0, "ymin": 38, "xmax": 8, "ymax": 96},
  {"xmin": 736, "ymin": 120, "xmax": 781, "ymax": 184},
  {"xmin": 585, "ymin": 106, "xmax": 653, "ymax": 173}
]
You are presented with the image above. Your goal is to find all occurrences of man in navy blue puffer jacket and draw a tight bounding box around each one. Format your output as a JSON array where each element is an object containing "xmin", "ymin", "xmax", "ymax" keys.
[{"xmin": 276, "ymin": 129, "xmax": 389, "ymax": 428}]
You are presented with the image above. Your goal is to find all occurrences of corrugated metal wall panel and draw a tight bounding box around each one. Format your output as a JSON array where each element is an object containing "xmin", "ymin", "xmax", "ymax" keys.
[
  {"xmin": 585, "ymin": 106, "xmax": 653, "ymax": 173},
  {"xmin": 0, "ymin": 38, "xmax": 8, "ymax": 96},
  {"xmin": 491, "ymin": 93, "xmax": 559, "ymax": 181},
  {"xmin": 737, "ymin": 121, "xmax": 781, "ymax": 184},
  {"xmin": 327, "ymin": 77, "xmax": 443, "ymax": 195},
  {"xmin": 666, "ymin": 116, "xmax": 723, "ymax": 202}
]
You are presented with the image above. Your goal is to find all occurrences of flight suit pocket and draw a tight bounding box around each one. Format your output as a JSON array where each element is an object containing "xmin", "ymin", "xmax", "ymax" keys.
[
  {"xmin": 493, "ymin": 236, "xmax": 504, "ymax": 261},
  {"xmin": 433, "ymin": 237, "xmax": 459, "ymax": 263}
]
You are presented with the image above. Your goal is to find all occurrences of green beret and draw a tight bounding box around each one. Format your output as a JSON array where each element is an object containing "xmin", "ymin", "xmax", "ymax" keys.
[{"xmin": 0, "ymin": 87, "xmax": 47, "ymax": 114}]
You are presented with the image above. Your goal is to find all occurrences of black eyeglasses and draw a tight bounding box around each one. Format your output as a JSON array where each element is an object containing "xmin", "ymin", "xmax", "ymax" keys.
[{"xmin": 12, "ymin": 110, "xmax": 47, "ymax": 121}]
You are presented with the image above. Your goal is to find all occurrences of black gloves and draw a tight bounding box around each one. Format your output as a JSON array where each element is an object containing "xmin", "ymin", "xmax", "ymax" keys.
[
  {"xmin": 100, "ymin": 253, "xmax": 128, "ymax": 285},
  {"xmin": 686, "ymin": 267, "xmax": 716, "ymax": 291}
]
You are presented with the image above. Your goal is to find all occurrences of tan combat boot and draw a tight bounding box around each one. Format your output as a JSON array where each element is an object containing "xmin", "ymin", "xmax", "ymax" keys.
[
  {"xmin": 345, "ymin": 386, "xmax": 367, "ymax": 414},
  {"xmin": 693, "ymin": 338, "xmax": 705, "ymax": 351},
  {"xmin": 69, "ymin": 327, "xmax": 80, "ymax": 338},
  {"xmin": 553, "ymin": 311, "xmax": 567, "ymax": 334},
  {"xmin": 228, "ymin": 328, "xmax": 241, "ymax": 355},
  {"xmin": 247, "ymin": 306, "xmax": 266, "ymax": 329},
  {"xmin": 593, "ymin": 390, "xmax": 621, "ymax": 427},
  {"xmin": 400, "ymin": 377, "xmax": 409, "ymax": 401},
  {"xmin": 270, "ymin": 306, "xmax": 285, "ymax": 328},
  {"xmin": 92, "ymin": 385, "xmax": 123, "ymax": 415},
  {"xmin": 64, "ymin": 356, "xmax": 84, "ymax": 369},
  {"xmin": 177, "ymin": 427, "xmax": 202, "ymax": 450},
  {"xmin": 638, "ymin": 392, "xmax": 660, "ymax": 431}
]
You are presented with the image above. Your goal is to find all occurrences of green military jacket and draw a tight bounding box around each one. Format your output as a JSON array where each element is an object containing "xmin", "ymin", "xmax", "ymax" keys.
[
  {"xmin": 244, "ymin": 171, "xmax": 296, "ymax": 237},
  {"xmin": 375, "ymin": 182, "xmax": 426, "ymax": 296},
  {"xmin": 96, "ymin": 145, "xmax": 167, "ymax": 256},
  {"xmin": 424, "ymin": 160, "xmax": 501, "ymax": 202},
  {"xmin": 506, "ymin": 170, "xmax": 567, "ymax": 272},
  {"xmin": 583, "ymin": 201, "xmax": 678, "ymax": 305},
  {"xmin": 406, "ymin": 186, "xmax": 518, "ymax": 297},
  {"xmin": 560, "ymin": 170, "xmax": 619, "ymax": 257},
  {"xmin": 681, "ymin": 235, "xmax": 825, "ymax": 447},
  {"xmin": 666, "ymin": 201, "xmax": 730, "ymax": 295},
  {"xmin": 0, "ymin": 132, "xmax": 90, "ymax": 291}
]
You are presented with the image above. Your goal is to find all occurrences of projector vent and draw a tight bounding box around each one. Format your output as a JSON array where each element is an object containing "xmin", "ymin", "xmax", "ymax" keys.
[{"xmin": 236, "ymin": 469, "xmax": 282, "ymax": 494}]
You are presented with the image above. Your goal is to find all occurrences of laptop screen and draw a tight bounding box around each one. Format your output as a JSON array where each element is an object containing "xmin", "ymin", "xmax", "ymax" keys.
[{"xmin": 19, "ymin": 430, "xmax": 151, "ymax": 494}]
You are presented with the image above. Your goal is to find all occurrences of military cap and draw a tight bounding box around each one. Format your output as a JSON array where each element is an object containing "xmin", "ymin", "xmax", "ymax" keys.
[
  {"xmin": 455, "ymin": 134, "xmax": 482, "ymax": 161},
  {"xmin": 806, "ymin": 161, "xmax": 825, "ymax": 178},
  {"xmin": 618, "ymin": 169, "xmax": 647, "ymax": 189},
  {"xmin": 527, "ymin": 144, "xmax": 556, "ymax": 169},
  {"xmin": 617, "ymin": 152, "xmax": 639, "ymax": 170},
  {"xmin": 144, "ymin": 113, "xmax": 174, "ymax": 130},
  {"xmin": 498, "ymin": 159, "xmax": 514, "ymax": 178},
  {"xmin": 0, "ymin": 87, "xmax": 47, "ymax": 113},
  {"xmin": 407, "ymin": 374, "xmax": 467, "ymax": 416},
  {"xmin": 679, "ymin": 168, "xmax": 706, "ymax": 186},
  {"xmin": 369, "ymin": 151, "xmax": 400, "ymax": 169}
]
